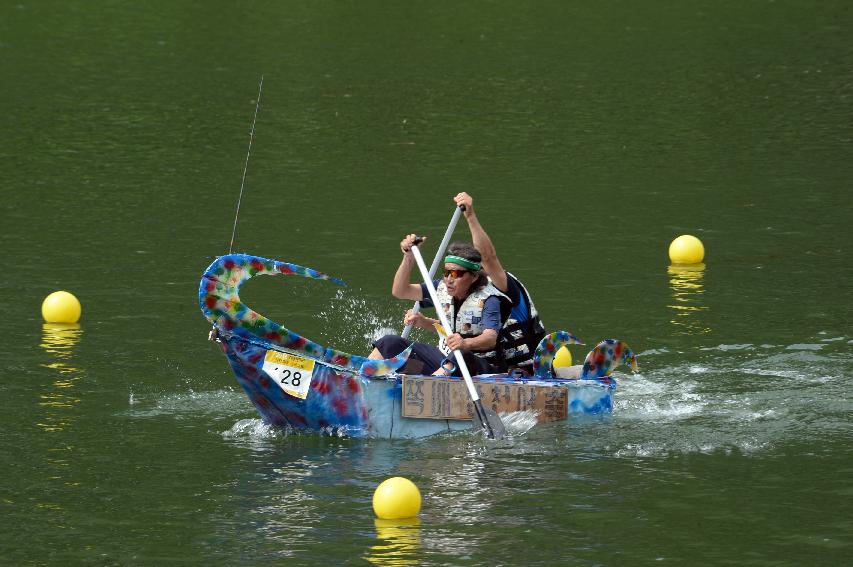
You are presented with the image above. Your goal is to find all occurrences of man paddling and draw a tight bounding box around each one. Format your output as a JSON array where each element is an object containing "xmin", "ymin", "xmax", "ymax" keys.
[{"xmin": 368, "ymin": 193, "xmax": 545, "ymax": 376}]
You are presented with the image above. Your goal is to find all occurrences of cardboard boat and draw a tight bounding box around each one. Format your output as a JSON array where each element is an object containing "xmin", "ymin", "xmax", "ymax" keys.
[{"xmin": 199, "ymin": 254, "xmax": 637, "ymax": 439}]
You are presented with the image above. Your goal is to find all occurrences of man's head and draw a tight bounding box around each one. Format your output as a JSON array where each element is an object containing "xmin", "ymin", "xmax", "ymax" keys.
[{"xmin": 443, "ymin": 242, "xmax": 486, "ymax": 299}]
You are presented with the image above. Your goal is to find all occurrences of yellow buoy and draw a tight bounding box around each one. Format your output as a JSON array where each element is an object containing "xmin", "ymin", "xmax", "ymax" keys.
[
  {"xmin": 373, "ymin": 477, "xmax": 421, "ymax": 520},
  {"xmin": 669, "ymin": 235, "xmax": 705, "ymax": 264},
  {"xmin": 41, "ymin": 291, "xmax": 82, "ymax": 323},
  {"xmin": 553, "ymin": 346, "xmax": 572, "ymax": 368}
]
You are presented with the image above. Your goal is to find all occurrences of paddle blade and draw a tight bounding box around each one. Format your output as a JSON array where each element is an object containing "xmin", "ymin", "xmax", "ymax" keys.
[{"xmin": 472, "ymin": 400, "xmax": 507, "ymax": 440}]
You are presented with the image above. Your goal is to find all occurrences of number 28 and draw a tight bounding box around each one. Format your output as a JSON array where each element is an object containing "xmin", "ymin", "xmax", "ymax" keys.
[{"xmin": 280, "ymin": 368, "xmax": 302, "ymax": 387}]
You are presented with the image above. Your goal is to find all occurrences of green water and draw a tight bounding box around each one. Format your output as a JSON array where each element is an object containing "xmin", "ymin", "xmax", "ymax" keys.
[{"xmin": 2, "ymin": 1, "xmax": 851, "ymax": 565}]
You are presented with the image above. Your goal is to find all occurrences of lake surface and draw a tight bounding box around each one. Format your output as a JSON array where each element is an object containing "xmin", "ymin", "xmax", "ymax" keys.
[{"xmin": 1, "ymin": 1, "xmax": 851, "ymax": 565}]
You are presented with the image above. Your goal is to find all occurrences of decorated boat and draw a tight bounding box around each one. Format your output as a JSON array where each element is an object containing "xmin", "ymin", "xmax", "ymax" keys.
[{"xmin": 199, "ymin": 253, "xmax": 638, "ymax": 439}]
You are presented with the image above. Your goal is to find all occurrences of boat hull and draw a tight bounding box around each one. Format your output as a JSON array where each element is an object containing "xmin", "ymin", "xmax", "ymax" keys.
[{"xmin": 219, "ymin": 334, "xmax": 614, "ymax": 439}]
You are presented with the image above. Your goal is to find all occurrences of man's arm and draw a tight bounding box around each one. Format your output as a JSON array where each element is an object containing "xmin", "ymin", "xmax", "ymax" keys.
[
  {"xmin": 445, "ymin": 328, "xmax": 498, "ymax": 351},
  {"xmin": 391, "ymin": 234, "xmax": 427, "ymax": 300},
  {"xmin": 453, "ymin": 192, "xmax": 508, "ymax": 292},
  {"xmin": 443, "ymin": 295, "xmax": 502, "ymax": 351}
]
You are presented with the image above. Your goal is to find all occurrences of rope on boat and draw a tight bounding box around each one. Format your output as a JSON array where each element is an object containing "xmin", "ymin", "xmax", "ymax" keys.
[
  {"xmin": 228, "ymin": 75, "xmax": 264, "ymax": 254},
  {"xmin": 211, "ymin": 75, "xmax": 264, "ymax": 343}
]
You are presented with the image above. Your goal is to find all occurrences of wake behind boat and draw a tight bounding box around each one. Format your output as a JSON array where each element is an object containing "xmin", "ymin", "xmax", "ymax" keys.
[{"xmin": 199, "ymin": 253, "xmax": 637, "ymax": 439}]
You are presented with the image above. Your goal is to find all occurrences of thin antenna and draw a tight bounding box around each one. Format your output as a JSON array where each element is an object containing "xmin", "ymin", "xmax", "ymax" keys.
[{"xmin": 228, "ymin": 75, "xmax": 264, "ymax": 254}]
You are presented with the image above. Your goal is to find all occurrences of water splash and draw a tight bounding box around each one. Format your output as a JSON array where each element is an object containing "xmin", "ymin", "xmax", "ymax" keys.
[
  {"xmin": 315, "ymin": 289, "xmax": 400, "ymax": 351},
  {"xmin": 126, "ymin": 388, "xmax": 248, "ymax": 419},
  {"xmin": 498, "ymin": 410, "xmax": 540, "ymax": 436},
  {"xmin": 223, "ymin": 418, "xmax": 282, "ymax": 441},
  {"xmin": 590, "ymin": 334, "xmax": 853, "ymax": 457}
]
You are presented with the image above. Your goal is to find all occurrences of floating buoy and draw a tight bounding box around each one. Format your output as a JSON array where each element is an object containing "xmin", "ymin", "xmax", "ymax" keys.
[
  {"xmin": 669, "ymin": 235, "xmax": 705, "ymax": 264},
  {"xmin": 553, "ymin": 346, "xmax": 572, "ymax": 368},
  {"xmin": 373, "ymin": 477, "xmax": 421, "ymax": 520},
  {"xmin": 41, "ymin": 291, "xmax": 82, "ymax": 323}
]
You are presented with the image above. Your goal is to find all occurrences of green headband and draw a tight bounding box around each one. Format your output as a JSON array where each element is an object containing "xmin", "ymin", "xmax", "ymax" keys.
[{"xmin": 444, "ymin": 255, "xmax": 481, "ymax": 272}]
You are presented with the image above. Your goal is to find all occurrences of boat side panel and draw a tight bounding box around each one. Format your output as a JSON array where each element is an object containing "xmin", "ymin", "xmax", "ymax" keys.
[
  {"xmin": 567, "ymin": 382, "xmax": 614, "ymax": 415},
  {"xmin": 363, "ymin": 378, "xmax": 456, "ymax": 439},
  {"xmin": 221, "ymin": 336, "xmax": 371, "ymax": 435}
]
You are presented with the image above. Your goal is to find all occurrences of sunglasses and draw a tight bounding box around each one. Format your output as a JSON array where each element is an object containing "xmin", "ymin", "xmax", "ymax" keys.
[{"xmin": 443, "ymin": 268, "xmax": 470, "ymax": 279}]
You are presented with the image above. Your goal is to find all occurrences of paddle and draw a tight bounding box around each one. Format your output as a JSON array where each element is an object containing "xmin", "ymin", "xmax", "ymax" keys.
[
  {"xmin": 409, "ymin": 238, "xmax": 507, "ymax": 440},
  {"xmin": 401, "ymin": 205, "xmax": 465, "ymax": 339}
]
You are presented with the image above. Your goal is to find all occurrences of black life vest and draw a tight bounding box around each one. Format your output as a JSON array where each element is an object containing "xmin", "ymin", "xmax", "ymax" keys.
[{"xmin": 495, "ymin": 272, "xmax": 546, "ymax": 372}]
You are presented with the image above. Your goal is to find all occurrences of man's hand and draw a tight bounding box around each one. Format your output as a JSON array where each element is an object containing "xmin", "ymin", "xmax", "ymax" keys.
[
  {"xmin": 400, "ymin": 233, "xmax": 423, "ymax": 256},
  {"xmin": 404, "ymin": 309, "xmax": 432, "ymax": 329},
  {"xmin": 445, "ymin": 333, "xmax": 466, "ymax": 351},
  {"xmin": 454, "ymin": 192, "xmax": 475, "ymax": 218}
]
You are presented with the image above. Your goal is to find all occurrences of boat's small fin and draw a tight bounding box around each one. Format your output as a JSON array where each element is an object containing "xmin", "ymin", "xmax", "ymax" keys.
[
  {"xmin": 532, "ymin": 330, "xmax": 585, "ymax": 378},
  {"xmin": 359, "ymin": 344, "xmax": 414, "ymax": 377},
  {"xmin": 579, "ymin": 339, "xmax": 638, "ymax": 384}
]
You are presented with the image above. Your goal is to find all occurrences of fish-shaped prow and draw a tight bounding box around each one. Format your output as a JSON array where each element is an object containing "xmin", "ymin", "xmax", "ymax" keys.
[
  {"xmin": 199, "ymin": 253, "xmax": 410, "ymax": 376},
  {"xmin": 532, "ymin": 330, "xmax": 585, "ymax": 378},
  {"xmin": 579, "ymin": 339, "xmax": 638, "ymax": 385}
]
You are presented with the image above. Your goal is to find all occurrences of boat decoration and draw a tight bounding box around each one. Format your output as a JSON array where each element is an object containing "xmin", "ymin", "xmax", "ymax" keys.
[{"xmin": 199, "ymin": 253, "xmax": 638, "ymax": 438}]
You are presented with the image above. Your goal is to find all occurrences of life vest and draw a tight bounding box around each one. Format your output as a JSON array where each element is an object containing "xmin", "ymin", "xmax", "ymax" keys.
[
  {"xmin": 497, "ymin": 272, "xmax": 546, "ymax": 371},
  {"xmin": 435, "ymin": 279, "xmax": 509, "ymax": 367}
]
